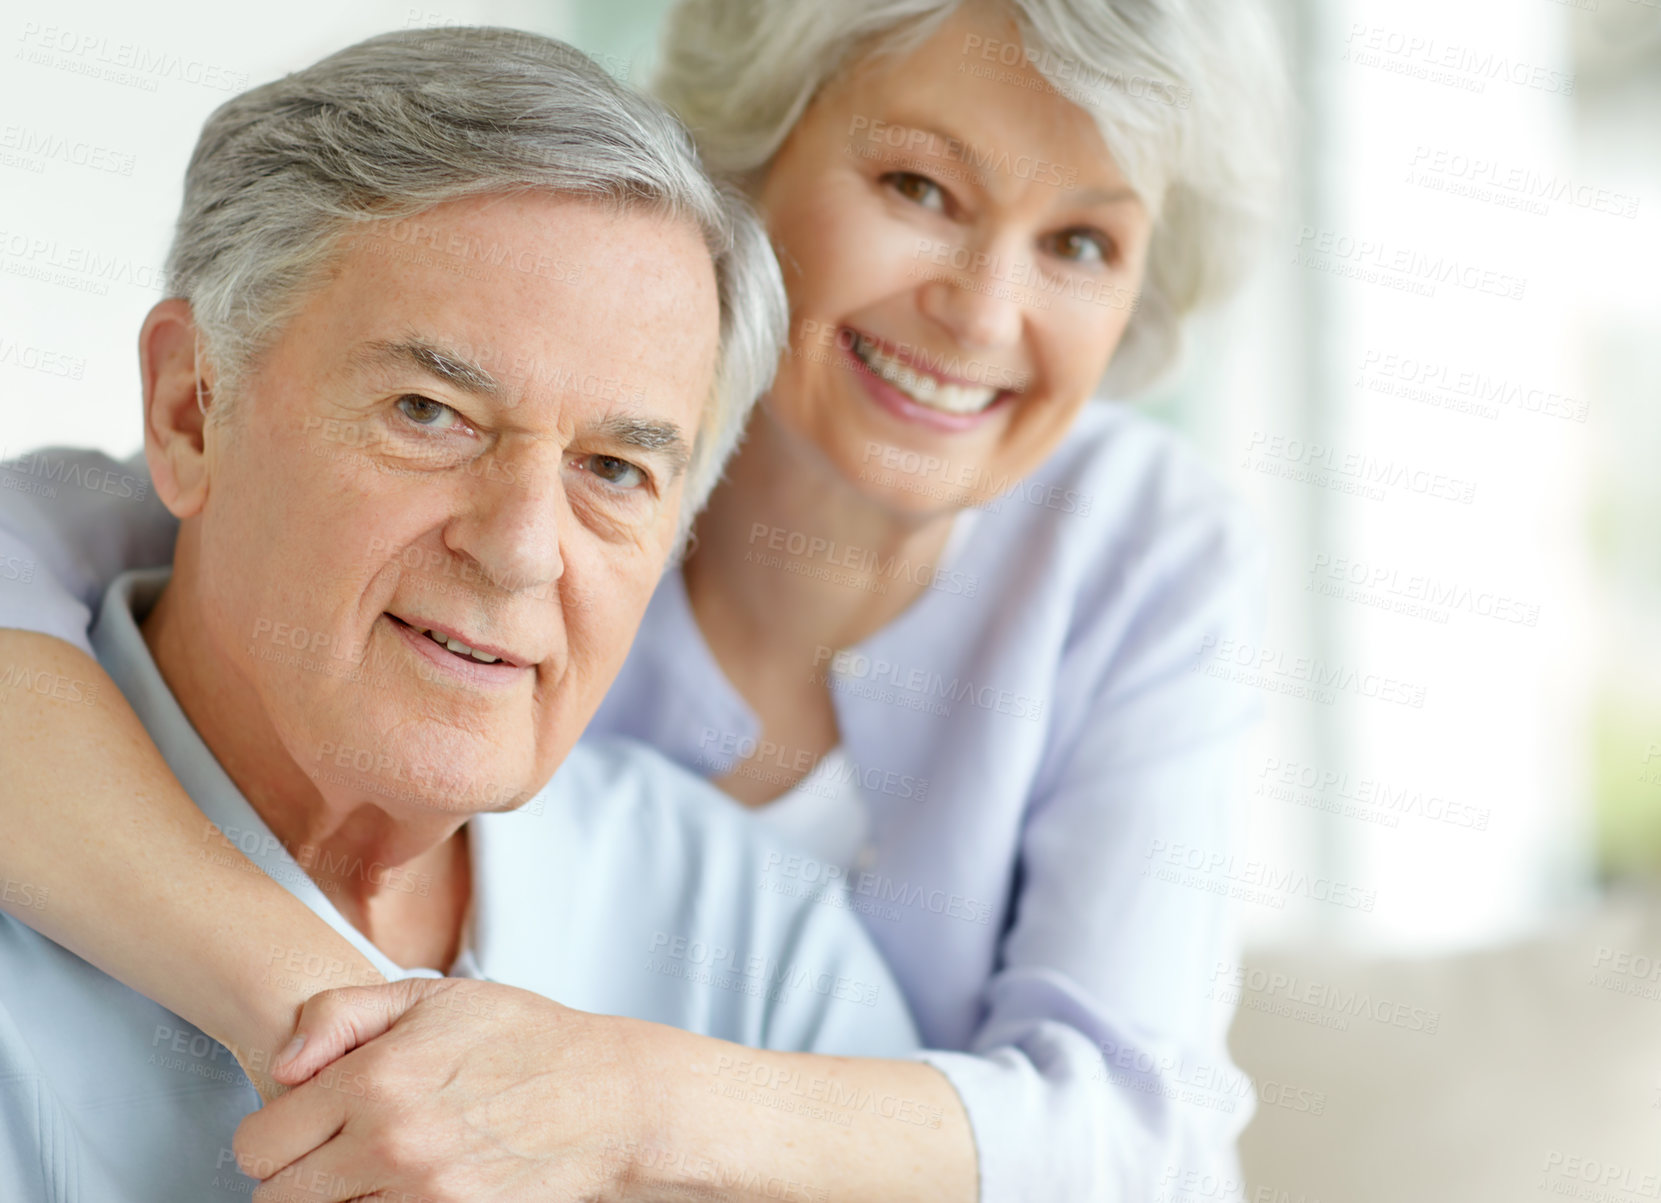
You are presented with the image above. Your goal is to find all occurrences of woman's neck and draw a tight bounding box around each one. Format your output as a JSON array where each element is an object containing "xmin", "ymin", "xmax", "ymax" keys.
[{"xmin": 683, "ymin": 405, "xmax": 960, "ymax": 670}]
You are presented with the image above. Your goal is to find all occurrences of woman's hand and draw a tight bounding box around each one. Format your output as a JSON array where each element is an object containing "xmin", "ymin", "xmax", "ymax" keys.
[{"xmin": 234, "ymin": 979, "xmax": 653, "ymax": 1202}]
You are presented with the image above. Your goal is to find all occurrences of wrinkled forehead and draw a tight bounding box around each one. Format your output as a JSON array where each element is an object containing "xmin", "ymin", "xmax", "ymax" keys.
[{"xmin": 266, "ymin": 193, "xmax": 722, "ymax": 440}]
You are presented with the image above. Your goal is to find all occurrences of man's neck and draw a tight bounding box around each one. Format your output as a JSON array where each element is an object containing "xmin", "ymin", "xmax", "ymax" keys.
[{"xmin": 138, "ymin": 541, "xmax": 471, "ymax": 970}]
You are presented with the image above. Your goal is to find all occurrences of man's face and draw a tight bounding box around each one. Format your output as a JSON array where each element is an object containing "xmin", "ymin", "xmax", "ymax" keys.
[{"xmin": 191, "ymin": 191, "xmax": 720, "ymax": 817}]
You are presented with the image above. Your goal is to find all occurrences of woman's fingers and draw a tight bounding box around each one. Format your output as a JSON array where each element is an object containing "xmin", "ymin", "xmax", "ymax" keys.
[{"xmin": 273, "ymin": 979, "xmax": 457, "ymax": 1084}]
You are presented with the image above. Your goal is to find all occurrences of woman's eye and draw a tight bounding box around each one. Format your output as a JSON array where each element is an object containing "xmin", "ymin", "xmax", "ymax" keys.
[
  {"xmin": 882, "ymin": 171, "xmax": 947, "ymax": 213},
  {"xmin": 1043, "ymin": 228, "xmax": 1114, "ymax": 266},
  {"xmin": 395, "ymin": 395, "xmax": 462, "ymax": 431},
  {"xmin": 574, "ymin": 454, "xmax": 646, "ymax": 491}
]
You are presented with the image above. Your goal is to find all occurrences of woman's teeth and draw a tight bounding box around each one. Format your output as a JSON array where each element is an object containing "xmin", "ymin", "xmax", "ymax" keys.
[
  {"xmin": 416, "ymin": 627, "xmax": 502, "ymax": 664},
  {"xmin": 851, "ymin": 334, "xmax": 1000, "ymax": 415}
]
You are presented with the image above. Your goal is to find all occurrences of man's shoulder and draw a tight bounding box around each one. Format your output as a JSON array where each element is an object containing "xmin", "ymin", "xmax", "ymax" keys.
[
  {"xmin": 541, "ymin": 735, "xmax": 744, "ymax": 839},
  {"xmin": 476, "ymin": 735, "xmax": 774, "ymax": 899},
  {"xmin": 476, "ymin": 738, "xmax": 918, "ymax": 1055}
]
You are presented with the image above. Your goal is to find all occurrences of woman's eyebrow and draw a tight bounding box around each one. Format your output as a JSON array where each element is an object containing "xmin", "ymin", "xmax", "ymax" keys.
[{"xmin": 1068, "ymin": 186, "xmax": 1143, "ymax": 208}]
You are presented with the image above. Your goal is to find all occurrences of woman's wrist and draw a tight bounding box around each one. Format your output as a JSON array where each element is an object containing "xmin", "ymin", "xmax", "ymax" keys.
[
  {"xmin": 616, "ymin": 1033, "xmax": 979, "ymax": 1203},
  {"xmin": 209, "ymin": 947, "xmax": 387, "ymax": 1100}
]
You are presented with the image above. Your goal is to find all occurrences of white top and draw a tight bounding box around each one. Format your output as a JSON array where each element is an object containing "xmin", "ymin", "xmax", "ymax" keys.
[
  {"xmin": 0, "ymin": 569, "xmax": 916, "ymax": 1203},
  {"xmin": 0, "ymin": 402, "xmax": 1266, "ymax": 1201},
  {"xmin": 748, "ymin": 747, "xmax": 873, "ymax": 877}
]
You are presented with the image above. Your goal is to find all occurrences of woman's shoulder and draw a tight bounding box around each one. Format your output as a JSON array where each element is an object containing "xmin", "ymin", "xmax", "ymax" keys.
[{"xmin": 985, "ymin": 401, "xmax": 1262, "ymax": 588}]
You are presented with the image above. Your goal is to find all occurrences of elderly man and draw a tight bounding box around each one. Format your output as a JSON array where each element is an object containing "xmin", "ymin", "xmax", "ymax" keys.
[{"xmin": 0, "ymin": 27, "xmax": 916, "ymax": 1203}]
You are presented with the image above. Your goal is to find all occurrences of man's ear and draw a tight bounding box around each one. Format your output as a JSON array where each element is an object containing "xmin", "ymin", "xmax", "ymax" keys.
[{"xmin": 139, "ymin": 298, "xmax": 217, "ymax": 519}]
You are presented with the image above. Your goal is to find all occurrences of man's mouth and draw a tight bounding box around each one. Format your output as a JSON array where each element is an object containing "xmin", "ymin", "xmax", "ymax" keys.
[
  {"xmin": 387, "ymin": 614, "xmax": 521, "ymax": 667},
  {"xmin": 848, "ymin": 332, "xmax": 1006, "ymax": 416}
]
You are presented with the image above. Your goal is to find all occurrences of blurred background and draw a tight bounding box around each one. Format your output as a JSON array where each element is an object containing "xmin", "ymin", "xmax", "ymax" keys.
[{"xmin": 3, "ymin": 0, "xmax": 1657, "ymax": 1197}]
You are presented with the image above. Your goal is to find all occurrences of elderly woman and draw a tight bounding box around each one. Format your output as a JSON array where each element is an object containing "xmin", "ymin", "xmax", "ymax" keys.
[{"xmin": 0, "ymin": 0, "xmax": 1284, "ymax": 1198}]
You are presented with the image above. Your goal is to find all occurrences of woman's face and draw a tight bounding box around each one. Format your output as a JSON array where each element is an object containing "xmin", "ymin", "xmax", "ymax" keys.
[{"xmin": 755, "ymin": 6, "xmax": 1155, "ymax": 515}]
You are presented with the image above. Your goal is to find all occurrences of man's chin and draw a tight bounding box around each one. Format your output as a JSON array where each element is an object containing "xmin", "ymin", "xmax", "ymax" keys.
[{"xmin": 306, "ymin": 737, "xmax": 534, "ymax": 817}]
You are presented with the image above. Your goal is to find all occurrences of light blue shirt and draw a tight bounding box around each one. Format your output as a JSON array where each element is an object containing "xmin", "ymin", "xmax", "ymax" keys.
[
  {"xmin": 0, "ymin": 568, "xmax": 916, "ymax": 1203},
  {"xmin": 0, "ymin": 400, "xmax": 1265, "ymax": 1201}
]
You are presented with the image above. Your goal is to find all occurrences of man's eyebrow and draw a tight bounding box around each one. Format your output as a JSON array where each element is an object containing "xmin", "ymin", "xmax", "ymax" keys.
[
  {"xmin": 597, "ymin": 415, "xmax": 692, "ymax": 478},
  {"xmin": 358, "ymin": 339, "xmax": 501, "ymax": 395}
]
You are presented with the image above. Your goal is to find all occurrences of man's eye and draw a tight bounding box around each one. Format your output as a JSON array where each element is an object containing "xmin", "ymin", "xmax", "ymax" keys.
[
  {"xmin": 882, "ymin": 171, "xmax": 947, "ymax": 213},
  {"xmin": 395, "ymin": 395, "xmax": 462, "ymax": 431},
  {"xmin": 574, "ymin": 454, "xmax": 646, "ymax": 490},
  {"xmin": 1043, "ymin": 228, "xmax": 1113, "ymax": 265}
]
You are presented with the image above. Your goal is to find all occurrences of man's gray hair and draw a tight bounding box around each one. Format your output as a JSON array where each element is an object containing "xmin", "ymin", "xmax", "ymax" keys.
[
  {"xmin": 654, "ymin": 0, "xmax": 1288, "ymax": 396},
  {"xmin": 168, "ymin": 26, "xmax": 786, "ymax": 519}
]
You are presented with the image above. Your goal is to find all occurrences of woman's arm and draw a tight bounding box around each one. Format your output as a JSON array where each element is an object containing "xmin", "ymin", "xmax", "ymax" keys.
[
  {"xmin": 233, "ymin": 978, "xmax": 980, "ymax": 1202},
  {"xmin": 0, "ymin": 629, "xmax": 384, "ymax": 1094},
  {"xmin": 0, "ymin": 449, "xmax": 383, "ymax": 1094},
  {"xmin": 909, "ymin": 500, "xmax": 1270, "ymax": 1202}
]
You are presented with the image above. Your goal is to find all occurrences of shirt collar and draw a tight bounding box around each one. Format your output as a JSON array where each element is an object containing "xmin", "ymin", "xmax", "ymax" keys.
[{"xmin": 89, "ymin": 568, "xmax": 442, "ymax": 982}]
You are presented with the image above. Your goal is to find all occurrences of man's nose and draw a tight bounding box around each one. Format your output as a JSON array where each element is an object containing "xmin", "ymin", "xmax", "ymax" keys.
[{"xmin": 442, "ymin": 447, "xmax": 565, "ymax": 595}]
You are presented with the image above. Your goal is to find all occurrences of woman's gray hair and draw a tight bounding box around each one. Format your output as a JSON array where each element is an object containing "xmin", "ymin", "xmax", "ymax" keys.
[
  {"xmin": 168, "ymin": 26, "xmax": 786, "ymax": 518},
  {"xmin": 653, "ymin": 0, "xmax": 1288, "ymax": 395}
]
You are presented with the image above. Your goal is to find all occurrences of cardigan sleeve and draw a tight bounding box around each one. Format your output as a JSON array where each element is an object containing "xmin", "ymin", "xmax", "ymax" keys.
[
  {"xmin": 917, "ymin": 499, "xmax": 1268, "ymax": 1202},
  {"xmin": 0, "ymin": 447, "xmax": 178, "ymax": 654}
]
